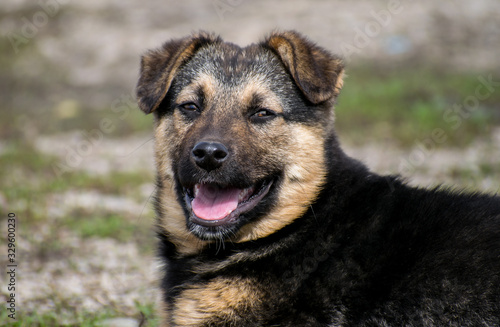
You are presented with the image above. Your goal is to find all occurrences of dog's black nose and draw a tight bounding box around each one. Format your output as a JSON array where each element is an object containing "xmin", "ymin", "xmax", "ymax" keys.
[{"xmin": 191, "ymin": 141, "xmax": 229, "ymax": 171}]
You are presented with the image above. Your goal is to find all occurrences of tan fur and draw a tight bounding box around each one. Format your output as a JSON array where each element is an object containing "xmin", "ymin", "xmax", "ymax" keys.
[
  {"xmin": 239, "ymin": 78, "xmax": 285, "ymax": 115},
  {"xmin": 154, "ymin": 118, "xmax": 208, "ymax": 255},
  {"xmin": 175, "ymin": 73, "xmax": 219, "ymax": 105},
  {"xmin": 158, "ymin": 291, "xmax": 171, "ymax": 327},
  {"xmin": 153, "ymin": 75, "xmax": 224, "ymax": 255},
  {"xmin": 171, "ymin": 277, "xmax": 263, "ymax": 326},
  {"xmin": 235, "ymin": 124, "xmax": 327, "ymax": 243},
  {"xmin": 334, "ymin": 70, "xmax": 345, "ymax": 96}
]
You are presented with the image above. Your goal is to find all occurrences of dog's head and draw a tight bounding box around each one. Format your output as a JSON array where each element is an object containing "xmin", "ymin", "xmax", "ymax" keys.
[{"xmin": 137, "ymin": 31, "xmax": 344, "ymax": 253}]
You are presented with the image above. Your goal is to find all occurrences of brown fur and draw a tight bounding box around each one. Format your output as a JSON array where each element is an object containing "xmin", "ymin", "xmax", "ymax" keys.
[
  {"xmin": 235, "ymin": 123, "xmax": 328, "ymax": 243},
  {"xmin": 265, "ymin": 31, "xmax": 344, "ymax": 103},
  {"xmin": 171, "ymin": 277, "xmax": 264, "ymax": 326},
  {"xmin": 137, "ymin": 32, "xmax": 222, "ymax": 114}
]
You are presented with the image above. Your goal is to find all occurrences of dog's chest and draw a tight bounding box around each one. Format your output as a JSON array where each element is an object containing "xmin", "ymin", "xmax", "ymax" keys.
[{"xmin": 169, "ymin": 276, "xmax": 264, "ymax": 326}]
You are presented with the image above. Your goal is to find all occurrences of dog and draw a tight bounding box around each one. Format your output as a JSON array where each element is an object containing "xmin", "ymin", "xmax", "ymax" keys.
[{"xmin": 136, "ymin": 31, "xmax": 500, "ymax": 326}]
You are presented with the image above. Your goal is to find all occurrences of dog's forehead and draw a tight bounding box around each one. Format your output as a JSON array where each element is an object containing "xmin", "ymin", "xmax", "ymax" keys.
[
  {"xmin": 171, "ymin": 42, "xmax": 300, "ymax": 113},
  {"xmin": 175, "ymin": 43, "xmax": 291, "ymax": 91},
  {"xmin": 197, "ymin": 43, "xmax": 281, "ymax": 78}
]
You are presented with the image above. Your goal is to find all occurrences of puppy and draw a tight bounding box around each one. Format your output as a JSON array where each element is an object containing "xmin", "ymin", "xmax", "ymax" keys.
[{"xmin": 136, "ymin": 31, "xmax": 500, "ymax": 326}]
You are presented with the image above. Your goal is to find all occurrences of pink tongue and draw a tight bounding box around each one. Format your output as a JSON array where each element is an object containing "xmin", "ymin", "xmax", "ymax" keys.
[{"xmin": 192, "ymin": 184, "xmax": 240, "ymax": 220}]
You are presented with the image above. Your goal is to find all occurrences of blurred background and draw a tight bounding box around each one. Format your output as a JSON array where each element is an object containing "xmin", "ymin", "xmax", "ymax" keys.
[{"xmin": 1, "ymin": 0, "xmax": 499, "ymax": 325}]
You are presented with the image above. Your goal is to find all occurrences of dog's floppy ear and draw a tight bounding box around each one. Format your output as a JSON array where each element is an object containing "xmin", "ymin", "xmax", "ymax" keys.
[
  {"xmin": 263, "ymin": 31, "xmax": 344, "ymax": 104},
  {"xmin": 136, "ymin": 32, "xmax": 221, "ymax": 114}
]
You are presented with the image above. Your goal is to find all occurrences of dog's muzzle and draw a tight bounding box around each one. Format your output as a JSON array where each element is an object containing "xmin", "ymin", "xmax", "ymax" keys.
[{"xmin": 185, "ymin": 180, "xmax": 273, "ymax": 227}]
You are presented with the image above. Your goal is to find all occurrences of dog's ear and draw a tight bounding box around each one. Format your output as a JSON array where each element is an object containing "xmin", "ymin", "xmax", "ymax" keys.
[
  {"xmin": 136, "ymin": 32, "xmax": 221, "ymax": 114},
  {"xmin": 263, "ymin": 31, "xmax": 344, "ymax": 104}
]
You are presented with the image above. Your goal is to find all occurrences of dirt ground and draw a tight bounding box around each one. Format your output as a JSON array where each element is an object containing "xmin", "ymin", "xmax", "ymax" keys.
[{"xmin": 1, "ymin": 0, "xmax": 500, "ymax": 325}]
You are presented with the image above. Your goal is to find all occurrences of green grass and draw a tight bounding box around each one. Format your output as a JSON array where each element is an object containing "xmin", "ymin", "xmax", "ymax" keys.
[
  {"xmin": 64, "ymin": 211, "xmax": 151, "ymax": 244},
  {"xmin": 134, "ymin": 301, "xmax": 160, "ymax": 327},
  {"xmin": 70, "ymin": 212, "xmax": 136, "ymax": 240},
  {"xmin": 336, "ymin": 65, "xmax": 500, "ymax": 146},
  {"xmin": 0, "ymin": 301, "xmax": 159, "ymax": 327},
  {"xmin": 1, "ymin": 310, "xmax": 114, "ymax": 327},
  {"xmin": 0, "ymin": 144, "xmax": 64, "ymax": 221}
]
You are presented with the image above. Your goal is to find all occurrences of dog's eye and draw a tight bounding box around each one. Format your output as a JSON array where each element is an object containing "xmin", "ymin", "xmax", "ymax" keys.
[
  {"xmin": 177, "ymin": 102, "xmax": 201, "ymax": 120},
  {"xmin": 250, "ymin": 109, "xmax": 277, "ymax": 123},
  {"xmin": 179, "ymin": 102, "xmax": 199, "ymax": 112}
]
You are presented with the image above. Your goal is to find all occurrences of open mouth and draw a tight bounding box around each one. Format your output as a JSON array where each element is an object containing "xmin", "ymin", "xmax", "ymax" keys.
[{"xmin": 184, "ymin": 179, "xmax": 273, "ymax": 227}]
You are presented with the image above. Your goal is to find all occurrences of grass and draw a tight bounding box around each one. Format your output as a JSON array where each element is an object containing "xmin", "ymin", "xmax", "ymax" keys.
[
  {"xmin": 1, "ymin": 310, "xmax": 114, "ymax": 327},
  {"xmin": 0, "ymin": 144, "xmax": 64, "ymax": 222},
  {"xmin": 134, "ymin": 302, "xmax": 161, "ymax": 327},
  {"xmin": 0, "ymin": 301, "xmax": 159, "ymax": 327},
  {"xmin": 64, "ymin": 210, "xmax": 154, "ymax": 248},
  {"xmin": 336, "ymin": 64, "xmax": 500, "ymax": 146},
  {"xmin": 68, "ymin": 212, "xmax": 138, "ymax": 240}
]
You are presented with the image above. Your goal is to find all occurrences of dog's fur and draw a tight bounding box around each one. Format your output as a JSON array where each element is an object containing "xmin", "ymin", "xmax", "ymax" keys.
[{"xmin": 136, "ymin": 31, "xmax": 500, "ymax": 326}]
